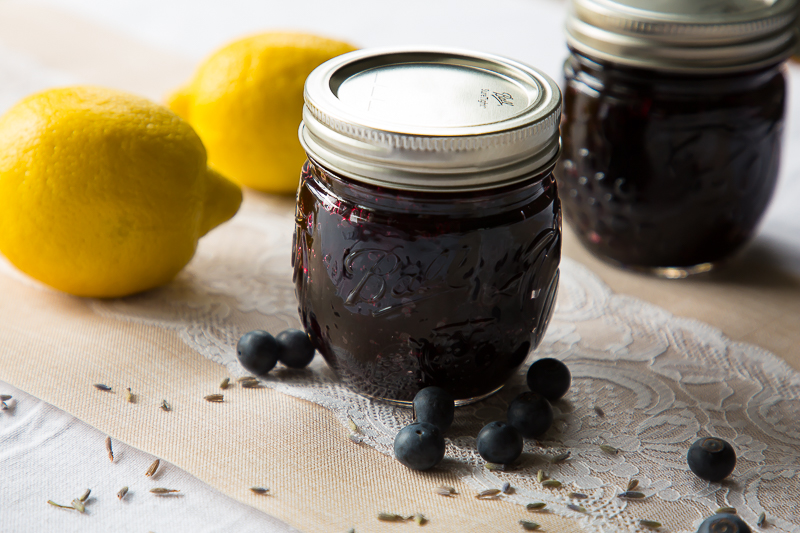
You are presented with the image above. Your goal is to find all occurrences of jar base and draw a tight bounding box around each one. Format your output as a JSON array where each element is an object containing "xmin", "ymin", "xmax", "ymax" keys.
[
  {"xmin": 356, "ymin": 383, "xmax": 506, "ymax": 408},
  {"xmin": 597, "ymin": 255, "xmax": 719, "ymax": 279}
]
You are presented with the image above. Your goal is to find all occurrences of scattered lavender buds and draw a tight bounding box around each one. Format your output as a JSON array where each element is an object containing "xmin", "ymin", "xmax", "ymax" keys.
[{"xmin": 93, "ymin": 384, "xmax": 112, "ymax": 392}]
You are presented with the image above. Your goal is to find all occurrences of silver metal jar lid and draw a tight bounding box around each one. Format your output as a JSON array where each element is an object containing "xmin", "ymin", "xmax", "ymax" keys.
[
  {"xmin": 299, "ymin": 47, "xmax": 562, "ymax": 192},
  {"xmin": 566, "ymin": 0, "xmax": 799, "ymax": 72}
]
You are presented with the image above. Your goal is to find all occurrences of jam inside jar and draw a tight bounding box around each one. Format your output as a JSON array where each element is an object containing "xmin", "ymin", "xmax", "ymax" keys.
[
  {"xmin": 557, "ymin": 51, "xmax": 786, "ymax": 273},
  {"xmin": 293, "ymin": 159, "xmax": 561, "ymax": 403}
]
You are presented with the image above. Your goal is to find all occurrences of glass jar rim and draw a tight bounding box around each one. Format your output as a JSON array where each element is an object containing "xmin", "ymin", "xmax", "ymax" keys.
[
  {"xmin": 300, "ymin": 47, "xmax": 562, "ymax": 192},
  {"xmin": 566, "ymin": 0, "xmax": 798, "ymax": 73}
]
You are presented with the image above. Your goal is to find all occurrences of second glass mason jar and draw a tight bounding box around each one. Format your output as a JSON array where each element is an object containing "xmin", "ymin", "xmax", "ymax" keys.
[
  {"xmin": 559, "ymin": 0, "xmax": 798, "ymax": 276},
  {"xmin": 294, "ymin": 48, "xmax": 563, "ymax": 404}
]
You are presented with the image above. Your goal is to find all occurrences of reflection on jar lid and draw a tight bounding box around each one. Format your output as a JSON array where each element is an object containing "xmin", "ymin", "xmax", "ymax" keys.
[
  {"xmin": 566, "ymin": 0, "xmax": 799, "ymax": 72},
  {"xmin": 300, "ymin": 47, "xmax": 562, "ymax": 192}
]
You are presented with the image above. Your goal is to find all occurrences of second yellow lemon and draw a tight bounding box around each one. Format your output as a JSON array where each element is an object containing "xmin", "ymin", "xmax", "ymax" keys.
[{"xmin": 168, "ymin": 32, "xmax": 357, "ymax": 194}]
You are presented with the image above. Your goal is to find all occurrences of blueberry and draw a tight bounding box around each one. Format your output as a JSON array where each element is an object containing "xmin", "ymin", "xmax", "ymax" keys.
[
  {"xmin": 236, "ymin": 330, "xmax": 279, "ymax": 375},
  {"xmin": 413, "ymin": 386, "xmax": 455, "ymax": 432},
  {"xmin": 393, "ymin": 422, "xmax": 445, "ymax": 471},
  {"xmin": 687, "ymin": 437, "xmax": 736, "ymax": 482},
  {"xmin": 696, "ymin": 514, "xmax": 751, "ymax": 533},
  {"xmin": 507, "ymin": 392, "xmax": 553, "ymax": 438},
  {"xmin": 527, "ymin": 358, "xmax": 571, "ymax": 401},
  {"xmin": 276, "ymin": 329, "xmax": 315, "ymax": 368},
  {"xmin": 476, "ymin": 421, "xmax": 523, "ymax": 464}
]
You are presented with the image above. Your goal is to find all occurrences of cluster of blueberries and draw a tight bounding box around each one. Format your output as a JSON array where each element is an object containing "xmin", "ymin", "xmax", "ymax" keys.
[
  {"xmin": 235, "ymin": 332, "xmax": 748, "ymax": 533},
  {"xmin": 236, "ymin": 329, "xmax": 317, "ymax": 373},
  {"xmin": 395, "ymin": 357, "xmax": 746, "ymax": 533},
  {"xmin": 395, "ymin": 358, "xmax": 571, "ymax": 470}
]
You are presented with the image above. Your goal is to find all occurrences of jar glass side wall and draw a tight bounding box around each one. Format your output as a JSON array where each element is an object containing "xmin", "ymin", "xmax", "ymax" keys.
[
  {"xmin": 557, "ymin": 51, "xmax": 787, "ymax": 272},
  {"xmin": 292, "ymin": 159, "xmax": 562, "ymax": 403}
]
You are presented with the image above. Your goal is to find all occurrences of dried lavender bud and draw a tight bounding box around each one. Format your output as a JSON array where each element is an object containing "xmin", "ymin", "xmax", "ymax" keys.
[
  {"xmin": 599, "ymin": 444, "xmax": 619, "ymax": 455},
  {"xmin": 550, "ymin": 451, "xmax": 570, "ymax": 463},
  {"xmin": 150, "ymin": 488, "xmax": 180, "ymax": 494},
  {"xmin": 71, "ymin": 498, "xmax": 86, "ymax": 513},
  {"xmin": 146, "ymin": 459, "xmax": 160, "ymax": 477},
  {"xmin": 639, "ymin": 520, "xmax": 662, "ymax": 530},
  {"xmin": 476, "ymin": 488, "xmax": 502, "ymax": 499},
  {"xmin": 377, "ymin": 513, "xmax": 406, "ymax": 522},
  {"xmin": 433, "ymin": 486, "xmax": 456, "ymax": 497}
]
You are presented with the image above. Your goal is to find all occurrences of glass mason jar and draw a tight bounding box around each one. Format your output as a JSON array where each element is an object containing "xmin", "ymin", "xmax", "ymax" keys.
[
  {"xmin": 559, "ymin": 0, "xmax": 798, "ymax": 277},
  {"xmin": 294, "ymin": 48, "xmax": 563, "ymax": 404}
]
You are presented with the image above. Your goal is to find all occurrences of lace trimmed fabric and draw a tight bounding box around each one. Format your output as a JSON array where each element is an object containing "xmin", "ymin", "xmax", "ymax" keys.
[{"xmin": 89, "ymin": 197, "xmax": 800, "ymax": 533}]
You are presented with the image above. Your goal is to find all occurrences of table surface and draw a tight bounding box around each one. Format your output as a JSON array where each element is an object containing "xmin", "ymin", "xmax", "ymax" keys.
[{"xmin": 1, "ymin": 1, "xmax": 799, "ymax": 532}]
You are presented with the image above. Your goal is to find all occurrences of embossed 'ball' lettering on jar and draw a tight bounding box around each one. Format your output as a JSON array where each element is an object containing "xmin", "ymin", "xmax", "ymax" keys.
[
  {"xmin": 295, "ymin": 48, "xmax": 563, "ymax": 404},
  {"xmin": 559, "ymin": 0, "xmax": 798, "ymax": 277}
]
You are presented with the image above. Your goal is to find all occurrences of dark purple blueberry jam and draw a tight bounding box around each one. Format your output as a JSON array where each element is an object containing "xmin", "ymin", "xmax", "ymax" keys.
[
  {"xmin": 293, "ymin": 159, "xmax": 561, "ymax": 402},
  {"xmin": 557, "ymin": 50, "xmax": 786, "ymax": 270}
]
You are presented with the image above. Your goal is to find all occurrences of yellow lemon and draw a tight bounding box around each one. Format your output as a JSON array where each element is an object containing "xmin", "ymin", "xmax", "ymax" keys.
[
  {"xmin": 167, "ymin": 32, "xmax": 357, "ymax": 194},
  {"xmin": 0, "ymin": 86, "xmax": 242, "ymax": 298}
]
